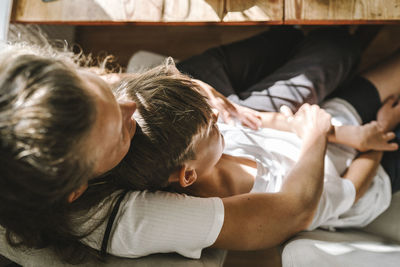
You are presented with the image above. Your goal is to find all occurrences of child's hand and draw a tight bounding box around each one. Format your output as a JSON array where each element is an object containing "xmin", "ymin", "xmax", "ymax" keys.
[
  {"xmin": 377, "ymin": 95, "xmax": 400, "ymax": 132},
  {"xmin": 358, "ymin": 121, "xmax": 398, "ymax": 152},
  {"xmin": 192, "ymin": 79, "xmax": 262, "ymax": 130}
]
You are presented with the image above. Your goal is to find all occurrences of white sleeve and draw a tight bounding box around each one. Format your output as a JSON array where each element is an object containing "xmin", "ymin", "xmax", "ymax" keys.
[
  {"xmin": 108, "ymin": 190, "xmax": 224, "ymax": 259},
  {"xmin": 307, "ymin": 174, "xmax": 356, "ymax": 231}
]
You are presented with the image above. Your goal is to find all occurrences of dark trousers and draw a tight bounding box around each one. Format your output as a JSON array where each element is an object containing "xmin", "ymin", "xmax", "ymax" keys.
[{"xmin": 177, "ymin": 26, "xmax": 362, "ymax": 112}]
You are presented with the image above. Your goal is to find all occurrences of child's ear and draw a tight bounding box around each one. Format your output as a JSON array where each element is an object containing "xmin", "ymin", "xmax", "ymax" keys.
[{"xmin": 168, "ymin": 165, "xmax": 197, "ymax": 188}]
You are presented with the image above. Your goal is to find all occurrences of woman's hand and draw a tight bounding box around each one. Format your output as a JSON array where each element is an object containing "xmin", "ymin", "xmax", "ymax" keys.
[
  {"xmin": 377, "ymin": 95, "xmax": 400, "ymax": 132},
  {"xmin": 357, "ymin": 121, "xmax": 398, "ymax": 152},
  {"xmin": 281, "ymin": 104, "xmax": 333, "ymax": 140},
  {"xmin": 192, "ymin": 79, "xmax": 262, "ymax": 130}
]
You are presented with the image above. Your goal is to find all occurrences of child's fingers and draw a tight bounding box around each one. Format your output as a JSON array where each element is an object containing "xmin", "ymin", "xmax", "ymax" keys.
[
  {"xmin": 280, "ymin": 105, "xmax": 295, "ymax": 123},
  {"xmin": 221, "ymin": 109, "xmax": 234, "ymax": 125},
  {"xmin": 242, "ymin": 110, "xmax": 262, "ymax": 129},
  {"xmin": 385, "ymin": 142, "xmax": 399, "ymax": 151},
  {"xmin": 280, "ymin": 105, "xmax": 293, "ymax": 117},
  {"xmin": 384, "ymin": 132, "xmax": 396, "ymax": 141}
]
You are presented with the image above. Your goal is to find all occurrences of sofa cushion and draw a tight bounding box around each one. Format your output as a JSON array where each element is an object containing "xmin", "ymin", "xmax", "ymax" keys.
[
  {"xmin": 363, "ymin": 191, "xmax": 400, "ymax": 242},
  {"xmin": 282, "ymin": 229, "xmax": 400, "ymax": 267},
  {"xmin": 282, "ymin": 192, "xmax": 400, "ymax": 267}
]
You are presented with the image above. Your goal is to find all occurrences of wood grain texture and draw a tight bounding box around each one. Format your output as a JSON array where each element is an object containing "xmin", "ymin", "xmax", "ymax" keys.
[
  {"xmin": 285, "ymin": 0, "xmax": 400, "ymax": 21},
  {"xmin": 11, "ymin": 0, "xmax": 281, "ymax": 23},
  {"xmin": 223, "ymin": 0, "xmax": 282, "ymax": 22}
]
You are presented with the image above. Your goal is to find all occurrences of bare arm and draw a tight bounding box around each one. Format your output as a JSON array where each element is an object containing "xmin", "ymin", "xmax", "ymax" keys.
[
  {"xmin": 328, "ymin": 122, "xmax": 397, "ymax": 152},
  {"xmin": 339, "ymin": 96, "xmax": 400, "ymax": 202},
  {"xmin": 259, "ymin": 111, "xmax": 292, "ymax": 132},
  {"xmin": 330, "ymin": 96, "xmax": 400, "ymax": 152},
  {"xmin": 342, "ymin": 151, "xmax": 383, "ymax": 203},
  {"xmin": 213, "ymin": 104, "xmax": 331, "ymax": 250},
  {"xmin": 261, "ymin": 105, "xmax": 397, "ymax": 152}
]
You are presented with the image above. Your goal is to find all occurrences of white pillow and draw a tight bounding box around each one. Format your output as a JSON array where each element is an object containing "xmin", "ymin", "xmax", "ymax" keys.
[{"xmin": 363, "ymin": 191, "xmax": 400, "ymax": 242}]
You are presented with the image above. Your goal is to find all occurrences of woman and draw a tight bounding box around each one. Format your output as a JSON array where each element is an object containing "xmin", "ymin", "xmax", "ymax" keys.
[{"xmin": 0, "ymin": 27, "xmax": 378, "ymax": 263}]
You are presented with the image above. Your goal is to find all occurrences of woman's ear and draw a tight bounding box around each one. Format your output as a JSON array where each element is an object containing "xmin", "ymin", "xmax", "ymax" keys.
[
  {"xmin": 168, "ymin": 165, "xmax": 197, "ymax": 188},
  {"xmin": 67, "ymin": 183, "xmax": 88, "ymax": 203}
]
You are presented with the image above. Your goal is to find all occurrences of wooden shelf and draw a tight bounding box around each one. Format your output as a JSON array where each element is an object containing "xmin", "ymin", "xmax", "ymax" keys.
[
  {"xmin": 11, "ymin": 0, "xmax": 282, "ymax": 24},
  {"xmin": 11, "ymin": 0, "xmax": 400, "ymax": 25},
  {"xmin": 285, "ymin": 0, "xmax": 400, "ymax": 21}
]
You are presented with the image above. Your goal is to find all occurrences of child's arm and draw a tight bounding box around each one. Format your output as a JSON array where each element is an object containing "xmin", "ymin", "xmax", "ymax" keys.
[
  {"xmin": 338, "ymin": 96, "xmax": 400, "ymax": 202},
  {"xmin": 259, "ymin": 111, "xmax": 293, "ymax": 132},
  {"xmin": 329, "ymin": 96, "xmax": 400, "ymax": 152},
  {"xmin": 260, "ymin": 103, "xmax": 398, "ymax": 152},
  {"xmin": 342, "ymin": 150, "xmax": 383, "ymax": 202},
  {"xmin": 328, "ymin": 122, "xmax": 397, "ymax": 152},
  {"xmin": 260, "ymin": 110, "xmax": 397, "ymax": 152}
]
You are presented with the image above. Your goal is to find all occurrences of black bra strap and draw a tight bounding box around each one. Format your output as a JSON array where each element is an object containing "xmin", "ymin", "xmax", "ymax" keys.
[{"xmin": 100, "ymin": 190, "xmax": 129, "ymax": 258}]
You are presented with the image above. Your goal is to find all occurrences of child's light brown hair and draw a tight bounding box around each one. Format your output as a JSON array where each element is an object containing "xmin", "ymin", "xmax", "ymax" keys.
[{"xmin": 112, "ymin": 60, "xmax": 213, "ymax": 190}]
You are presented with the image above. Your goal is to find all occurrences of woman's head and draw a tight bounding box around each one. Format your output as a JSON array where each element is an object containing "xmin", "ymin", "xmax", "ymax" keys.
[
  {"xmin": 78, "ymin": 70, "xmax": 137, "ymax": 179},
  {"xmin": 0, "ymin": 48, "xmax": 95, "ymax": 199},
  {"xmin": 112, "ymin": 60, "xmax": 221, "ymax": 191},
  {"xmin": 0, "ymin": 43, "xmax": 135, "ymax": 261}
]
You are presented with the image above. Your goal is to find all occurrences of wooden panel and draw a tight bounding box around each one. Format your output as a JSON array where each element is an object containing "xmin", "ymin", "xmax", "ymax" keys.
[
  {"xmin": 286, "ymin": 0, "xmax": 400, "ymax": 21},
  {"xmin": 11, "ymin": 0, "xmax": 281, "ymax": 23},
  {"xmin": 223, "ymin": 0, "xmax": 282, "ymax": 22}
]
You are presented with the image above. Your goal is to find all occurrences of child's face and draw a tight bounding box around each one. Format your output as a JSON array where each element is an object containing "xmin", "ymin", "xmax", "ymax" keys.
[{"xmin": 189, "ymin": 111, "xmax": 225, "ymax": 175}]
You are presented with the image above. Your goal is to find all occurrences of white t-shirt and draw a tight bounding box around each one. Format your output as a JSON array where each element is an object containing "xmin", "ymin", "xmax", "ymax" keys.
[
  {"xmin": 82, "ymin": 190, "xmax": 224, "ymax": 259},
  {"xmin": 220, "ymin": 98, "xmax": 392, "ymax": 230}
]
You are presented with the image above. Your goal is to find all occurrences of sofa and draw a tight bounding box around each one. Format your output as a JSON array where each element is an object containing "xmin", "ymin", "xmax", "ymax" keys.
[{"xmin": 282, "ymin": 192, "xmax": 400, "ymax": 267}]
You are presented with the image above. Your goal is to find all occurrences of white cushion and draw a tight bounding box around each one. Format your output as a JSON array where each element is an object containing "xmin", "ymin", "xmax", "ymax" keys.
[
  {"xmin": 282, "ymin": 192, "xmax": 400, "ymax": 267},
  {"xmin": 282, "ymin": 229, "xmax": 400, "ymax": 267},
  {"xmin": 363, "ymin": 191, "xmax": 400, "ymax": 242},
  {"xmin": 127, "ymin": 50, "xmax": 171, "ymax": 73}
]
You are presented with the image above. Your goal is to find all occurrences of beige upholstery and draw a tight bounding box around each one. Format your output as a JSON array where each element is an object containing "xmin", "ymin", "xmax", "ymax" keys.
[{"xmin": 282, "ymin": 192, "xmax": 400, "ymax": 267}]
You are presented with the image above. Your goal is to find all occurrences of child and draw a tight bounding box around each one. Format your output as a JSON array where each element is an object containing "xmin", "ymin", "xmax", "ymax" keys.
[{"xmin": 113, "ymin": 62, "xmax": 399, "ymax": 231}]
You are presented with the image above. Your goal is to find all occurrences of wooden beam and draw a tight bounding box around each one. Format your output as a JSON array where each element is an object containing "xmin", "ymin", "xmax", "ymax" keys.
[
  {"xmin": 285, "ymin": 0, "xmax": 400, "ymax": 21},
  {"xmin": 12, "ymin": 0, "xmax": 282, "ymax": 23}
]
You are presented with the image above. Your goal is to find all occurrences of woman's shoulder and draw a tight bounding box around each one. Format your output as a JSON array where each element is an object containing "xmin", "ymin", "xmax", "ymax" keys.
[{"xmin": 83, "ymin": 190, "xmax": 225, "ymax": 258}]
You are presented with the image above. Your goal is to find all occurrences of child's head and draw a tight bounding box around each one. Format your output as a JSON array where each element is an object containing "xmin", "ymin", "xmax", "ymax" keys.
[{"xmin": 112, "ymin": 60, "xmax": 224, "ymax": 190}]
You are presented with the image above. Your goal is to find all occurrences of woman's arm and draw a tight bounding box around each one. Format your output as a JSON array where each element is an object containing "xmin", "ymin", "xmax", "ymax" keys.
[{"xmin": 213, "ymin": 104, "xmax": 331, "ymax": 250}]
